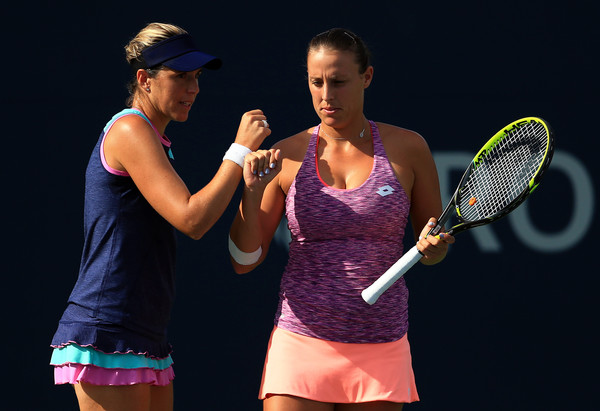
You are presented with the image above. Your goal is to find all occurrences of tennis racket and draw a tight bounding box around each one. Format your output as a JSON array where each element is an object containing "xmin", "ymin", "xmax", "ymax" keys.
[{"xmin": 361, "ymin": 116, "xmax": 555, "ymax": 305}]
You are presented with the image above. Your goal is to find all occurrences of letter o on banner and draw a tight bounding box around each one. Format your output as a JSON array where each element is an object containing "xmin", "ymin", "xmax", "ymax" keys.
[{"xmin": 509, "ymin": 150, "xmax": 594, "ymax": 253}]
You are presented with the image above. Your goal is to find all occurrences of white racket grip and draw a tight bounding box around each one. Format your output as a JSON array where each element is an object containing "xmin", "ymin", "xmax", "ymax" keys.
[{"xmin": 361, "ymin": 246, "xmax": 422, "ymax": 305}]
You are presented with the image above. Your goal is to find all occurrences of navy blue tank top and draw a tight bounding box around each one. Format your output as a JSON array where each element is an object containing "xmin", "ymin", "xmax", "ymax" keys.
[{"xmin": 51, "ymin": 109, "xmax": 176, "ymax": 358}]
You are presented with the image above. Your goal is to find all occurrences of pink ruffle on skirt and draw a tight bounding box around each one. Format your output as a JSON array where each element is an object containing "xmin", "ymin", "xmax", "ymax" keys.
[
  {"xmin": 54, "ymin": 363, "xmax": 174, "ymax": 386},
  {"xmin": 51, "ymin": 343, "xmax": 174, "ymax": 386}
]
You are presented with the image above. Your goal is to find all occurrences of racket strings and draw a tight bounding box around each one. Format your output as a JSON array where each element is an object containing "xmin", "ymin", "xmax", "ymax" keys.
[{"xmin": 458, "ymin": 121, "xmax": 548, "ymax": 220}]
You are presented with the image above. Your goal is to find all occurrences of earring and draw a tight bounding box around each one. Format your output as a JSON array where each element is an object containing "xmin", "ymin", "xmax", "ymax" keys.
[{"xmin": 145, "ymin": 87, "xmax": 150, "ymax": 92}]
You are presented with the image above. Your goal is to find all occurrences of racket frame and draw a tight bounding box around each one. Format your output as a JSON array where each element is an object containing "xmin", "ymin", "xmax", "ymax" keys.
[
  {"xmin": 362, "ymin": 116, "xmax": 555, "ymax": 305},
  {"xmin": 428, "ymin": 117, "xmax": 554, "ymax": 238}
]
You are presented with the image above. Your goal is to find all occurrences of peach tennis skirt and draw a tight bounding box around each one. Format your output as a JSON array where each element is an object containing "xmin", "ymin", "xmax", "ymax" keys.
[{"xmin": 259, "ymin": 327, "xmax": 419, "ymax": 404}]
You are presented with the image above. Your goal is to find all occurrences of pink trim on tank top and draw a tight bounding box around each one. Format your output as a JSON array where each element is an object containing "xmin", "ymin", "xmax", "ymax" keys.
[{"xmin": 100, "ymin": 112, "xmax": 172, "ymax": 176}]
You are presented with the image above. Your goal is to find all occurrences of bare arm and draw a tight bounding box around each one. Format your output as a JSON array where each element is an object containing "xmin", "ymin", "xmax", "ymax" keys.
[
  {"xmin": 407, "ymin": 133, "xmax": 455, "ymax": 265},
  {"xmin": 381, "ymin": 123, "xmax": 454, "ymax": 265},
  {"xmin": 229, "ymin": 146, "xmax": 286, "ymax": 274},
  {"xmin": 104, "ymin": 110, "xmax": 271, "ymax": 239}
]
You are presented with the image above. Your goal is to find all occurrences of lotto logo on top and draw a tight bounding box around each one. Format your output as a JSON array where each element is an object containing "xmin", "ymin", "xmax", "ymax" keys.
[{"xmin": 376, "ymin": 185, "xmax": 395, "ymax": 197}]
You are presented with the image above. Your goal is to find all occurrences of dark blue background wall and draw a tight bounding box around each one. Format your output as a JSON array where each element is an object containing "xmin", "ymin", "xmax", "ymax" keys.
[{"xmin": 3, "ymin": 1, "xmax": 598, "ymax": 410}]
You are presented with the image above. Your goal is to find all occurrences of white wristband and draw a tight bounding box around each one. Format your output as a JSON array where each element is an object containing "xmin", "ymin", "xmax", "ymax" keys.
[
  {"xmin": 223, "ymin": 143, "xmax": 252, "ymax": 168},
  {"xmin": 228, "ymin": 235, "xmax": 262, "ymax": 265}
]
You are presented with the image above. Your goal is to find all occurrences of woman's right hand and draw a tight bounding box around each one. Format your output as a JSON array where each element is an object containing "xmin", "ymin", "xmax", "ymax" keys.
[{"xmin": 234, "ymin": 109, "xmax": 272, "ymax": 151}]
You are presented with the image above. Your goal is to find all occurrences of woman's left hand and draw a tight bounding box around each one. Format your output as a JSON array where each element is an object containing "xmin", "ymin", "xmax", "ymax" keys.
[
  {"xmin": 243, "ymin": 148, "xmax": 281, "ymax": 191},
  {"xmin": 416, "ymin": 217, "xmax": 455, "ymax": 265}
]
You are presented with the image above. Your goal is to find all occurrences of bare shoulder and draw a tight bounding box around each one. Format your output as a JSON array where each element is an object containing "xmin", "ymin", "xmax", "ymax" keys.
[
  {"xmin": 104, "ymin": 113, "xmax": 166, "ymax": 173},
  {"xmin": 376, "ymin": 122, "xmax": 429, "ymax": 150},
  {"xmin": 109, "ymin": 113, "xmax": 154, "ymax": 136},
  {"xmin": 270, "ymin": 128, "xmax": 314, "ymax": 193},
  {"xmin": 105, "ymin": 113, "xmax": 159, "ymax": 152},
  {"xmin": 376, "ymin": 122, "xmax": 433, "ymax": 163},
  {"xmin": 271, "ymin": 128, "xmax": 313, "ymax": 160}
]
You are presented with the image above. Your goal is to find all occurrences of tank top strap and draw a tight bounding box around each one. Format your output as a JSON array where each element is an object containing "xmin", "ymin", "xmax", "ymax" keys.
[
  {"xmin": 103, "ymin": 109, "xmax": 148, "ymax": 133},
  {"xmin": 102, "ymin": 108, "xmax": 174, "ymax": 158},
  {"xmin": 99, "ymin": 109, "xmax": 175, "ymax": 176},
  {"xmin": 369, "ymin": 120, "xmax": 385, "ymax": 158},
  {"xmin": 104, "ymin": 109, "xmax": 172, "ymax": 149},
  {"xmin": 302, "ymin": 125, "xmax": 320, "ymax": 171}
]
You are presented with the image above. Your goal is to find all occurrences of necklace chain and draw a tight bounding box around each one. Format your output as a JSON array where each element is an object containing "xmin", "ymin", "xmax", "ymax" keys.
[{"xmin": 320, "ymin": 124, "xmax": 366, "ymax": 141}]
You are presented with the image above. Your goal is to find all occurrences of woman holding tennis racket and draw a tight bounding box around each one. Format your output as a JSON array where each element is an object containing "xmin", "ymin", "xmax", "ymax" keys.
[
  {"xmin": 49, "ymin": 22, "xmax": 277, "ymax": 411},
  {"xmin": 229, "ymin": 28, "xmax": 454, "ymax": 410}
]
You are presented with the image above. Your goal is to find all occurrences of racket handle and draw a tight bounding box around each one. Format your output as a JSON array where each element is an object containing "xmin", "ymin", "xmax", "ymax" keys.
[{"xmin": 361, "ymin": 246, "xmax": 422, "ymax": 305}]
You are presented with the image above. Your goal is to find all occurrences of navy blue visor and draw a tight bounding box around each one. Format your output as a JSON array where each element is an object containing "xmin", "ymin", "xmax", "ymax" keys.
[{"xmin": 131, "ymin": 34, "xmax": 222, "ymax": 72}]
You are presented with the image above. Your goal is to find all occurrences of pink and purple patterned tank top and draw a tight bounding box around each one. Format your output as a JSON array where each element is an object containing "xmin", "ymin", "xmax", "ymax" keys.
[{"xmin": 274, "ymin": 121, "xmax": 412, "ymax": 344}]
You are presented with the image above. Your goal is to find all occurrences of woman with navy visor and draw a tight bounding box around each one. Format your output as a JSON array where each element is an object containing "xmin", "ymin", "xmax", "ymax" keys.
[{"xmin": 50, "ymin": 22, "xmax": 279, "ymax": 410}]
